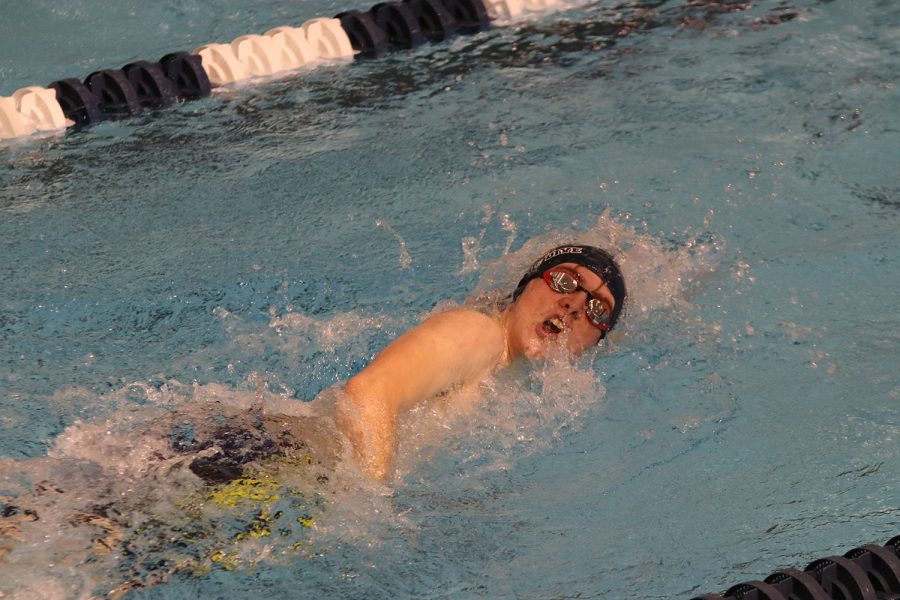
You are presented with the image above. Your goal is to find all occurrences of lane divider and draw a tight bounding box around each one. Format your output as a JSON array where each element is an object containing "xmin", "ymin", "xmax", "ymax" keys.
[
  {"xmin": 0, "ymin": 0, "xmax": 577, "ymax": 144},
  {"xmin": 692, "ymin": 534, "xmax": 900, "ymax": 600}
]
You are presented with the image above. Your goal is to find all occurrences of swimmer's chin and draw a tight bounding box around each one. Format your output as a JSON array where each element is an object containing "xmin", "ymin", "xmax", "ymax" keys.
[{"xmin": 520, "ymin": 338, "xmax": 570, "ymax": 361}]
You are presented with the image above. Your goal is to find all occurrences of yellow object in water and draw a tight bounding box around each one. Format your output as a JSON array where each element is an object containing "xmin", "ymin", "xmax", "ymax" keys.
[
  {"xmin": 210, "ymin": 550, "xmax": 242, "ymax": 571},
  {"xmin": 208, "ymin": 477, "xmax": 280, "ymax": 508}
]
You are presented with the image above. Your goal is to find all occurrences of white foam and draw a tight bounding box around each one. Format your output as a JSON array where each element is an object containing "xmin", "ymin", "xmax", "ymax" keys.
[{"xmin": 392, "ymin": 348, "xmax": 605, "ymax": 481}]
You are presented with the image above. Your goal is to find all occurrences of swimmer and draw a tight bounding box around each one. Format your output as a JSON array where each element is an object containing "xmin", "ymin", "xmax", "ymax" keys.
[
  {"xmin": 0, "ymin": 243, "xmax": 625, "ymax": 597},
  {"xmin": 337, "ymin": 244, "xmax": 626, "ymax": 480}
]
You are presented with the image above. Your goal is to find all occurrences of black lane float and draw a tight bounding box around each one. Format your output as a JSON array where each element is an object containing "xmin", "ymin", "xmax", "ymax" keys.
[{"xmin": 693, "ymin": 535, "xmax": 900, "ymax": 600}]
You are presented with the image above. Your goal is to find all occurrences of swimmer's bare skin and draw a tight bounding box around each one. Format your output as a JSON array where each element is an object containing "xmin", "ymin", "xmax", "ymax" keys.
[
  {"xmin": 338, "ymin": 310, "xmax": 505, "ymax": 480},
  {"xmin": 338, "ymin": 261, "xmax": 616, "ymax": 480}
]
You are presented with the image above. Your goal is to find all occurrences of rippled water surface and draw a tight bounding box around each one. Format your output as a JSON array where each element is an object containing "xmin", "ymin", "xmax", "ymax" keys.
[{"xmin": 1, "ymin": 0, "xmax": 898, "ymax": 598}]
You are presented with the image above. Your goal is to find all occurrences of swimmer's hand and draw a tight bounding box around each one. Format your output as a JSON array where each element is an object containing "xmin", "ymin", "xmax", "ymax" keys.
[{"xmin": 337, "ymin": 309, "xmax": 505, "ymax": 480}]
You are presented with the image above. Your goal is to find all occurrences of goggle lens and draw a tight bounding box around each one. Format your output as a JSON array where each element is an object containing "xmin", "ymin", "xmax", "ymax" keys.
[
  {"xmin": 546, "ymin": 270, "xmax": 579, "ymax": 293},
  {"xmin": 586, "ymin": 299, "xmax": 609, "ymax": 330},
  {"xmin": 542, "ymin": 269, "xmax": 611, "ymax": 331}
]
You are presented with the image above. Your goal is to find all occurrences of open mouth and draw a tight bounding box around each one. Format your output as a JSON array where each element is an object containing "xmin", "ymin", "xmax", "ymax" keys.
[{"xmin": 542, "ymin": 317, "xmax": 566, "ymax": 335}]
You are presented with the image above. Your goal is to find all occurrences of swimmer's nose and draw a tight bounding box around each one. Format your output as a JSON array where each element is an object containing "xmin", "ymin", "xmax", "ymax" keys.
[
  {"xmin": 558, "ymin": 294, "xmax": 587, "ymax": 320},
  {"xmin": 558, "ymin": 292, "xmax": 588, "ymax": 311}
]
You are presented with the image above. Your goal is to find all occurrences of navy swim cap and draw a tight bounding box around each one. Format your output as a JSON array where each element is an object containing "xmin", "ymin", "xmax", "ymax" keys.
[{"xmin": 512, "ymin": 244, "xmax": 627, "ymax": 336}]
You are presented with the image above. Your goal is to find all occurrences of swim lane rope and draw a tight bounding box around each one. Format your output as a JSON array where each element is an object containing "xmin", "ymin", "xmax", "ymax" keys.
[
  {"xmin": 0, "ymin": 0, "xmax": 583, "ymax": 143},
  {"xmin": 692, "ymin": 534, "xmax": 900, "ymax": 600}
]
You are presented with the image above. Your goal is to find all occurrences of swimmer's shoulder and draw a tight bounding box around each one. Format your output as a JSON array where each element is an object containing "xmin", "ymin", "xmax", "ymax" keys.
[
  {"xmin": 418, "ymin": 309, "xmax": 505, "ymax": 363},
  {"xmin": 344, "ymin": 308, "xmax": 504, "ymax": 417},
  {"xmin": 424, "ymin": 308, "xmax": 503, "ymax": 336}
]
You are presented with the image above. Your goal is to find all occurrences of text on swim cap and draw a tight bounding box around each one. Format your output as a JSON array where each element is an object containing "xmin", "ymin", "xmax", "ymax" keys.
[{"xmin": 529, "ymin": 246, "xmax": 585, "ymax": 270}]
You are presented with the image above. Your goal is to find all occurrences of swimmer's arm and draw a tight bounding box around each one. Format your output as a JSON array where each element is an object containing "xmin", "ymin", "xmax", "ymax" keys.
[{"xmin": 338, "ymin": 309, "xmax": 505, "ymax": 480}]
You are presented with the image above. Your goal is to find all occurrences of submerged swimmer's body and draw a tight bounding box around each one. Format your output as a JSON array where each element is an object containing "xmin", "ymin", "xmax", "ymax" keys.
[{"xmin": 337, "ymin": 244, "xmax": 626, "ymax": 479}]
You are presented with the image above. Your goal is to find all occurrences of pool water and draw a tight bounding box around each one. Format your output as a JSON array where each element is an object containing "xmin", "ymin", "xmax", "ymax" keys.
[{"xmin": 1, "ymin": 0, "xmax": 899, "ymax": 598}]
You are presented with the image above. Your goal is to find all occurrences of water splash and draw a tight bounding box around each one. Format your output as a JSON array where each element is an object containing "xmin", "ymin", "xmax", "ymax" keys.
[
  {"xmin": 393, "ymin": 347, "xmax": 606, "ymax": 482},
  {"xmin": 375, "ymin": 219, "xmax": 412, "ymax": 270},
  {"xmin": 499, "ymin": 212, "xmax": 518, "ymax": 255},
  {"xmin": 458, "ymin": 235, "xmax": 482, "ymax": 274},
  {"xmin": 0, "ymin": 374, "xmax": 372, "ymax": 598},
  {"xmin": 457, "ymin": 209, "xmax": 519, "ymax": 274},
  {"xmin": 0, "ymin": 214, "xmax": 724, "ymax": 597},
  {"xmin": 473, "ymin": 209, "xmax": 724, "ymax": 324}
]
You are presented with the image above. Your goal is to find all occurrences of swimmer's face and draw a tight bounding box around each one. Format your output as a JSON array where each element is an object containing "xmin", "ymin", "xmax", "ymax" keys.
[{"xmin": 505, "ymin": 263, "xmax": 616, "ymax": 359}]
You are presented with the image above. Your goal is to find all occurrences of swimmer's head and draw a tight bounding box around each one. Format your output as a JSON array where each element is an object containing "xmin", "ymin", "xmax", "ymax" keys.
[{"xmin": 513, "ymin": 244, "xmax": 626, "ymax": 339}]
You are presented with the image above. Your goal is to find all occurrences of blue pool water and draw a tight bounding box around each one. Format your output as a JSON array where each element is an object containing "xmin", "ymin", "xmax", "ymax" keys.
[{"xmin": 1, "ymin": 0, "xmax": 899, "ymax": 598}]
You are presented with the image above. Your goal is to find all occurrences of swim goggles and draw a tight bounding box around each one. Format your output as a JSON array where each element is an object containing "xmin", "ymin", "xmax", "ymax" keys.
[{"xmin": 542, "ymin": 268, "xmax": 611, "ymax": 331}]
